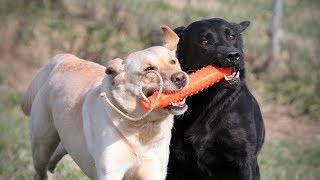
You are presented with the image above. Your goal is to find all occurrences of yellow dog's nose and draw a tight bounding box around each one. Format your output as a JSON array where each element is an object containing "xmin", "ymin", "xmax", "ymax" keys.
[{"xmin": 171, "ymin": 72, "xmax": 187, "ymax": 88}]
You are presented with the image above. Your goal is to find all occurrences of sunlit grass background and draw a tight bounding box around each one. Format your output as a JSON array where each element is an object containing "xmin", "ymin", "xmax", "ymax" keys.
[{"xmin": 0, "ymin": 0, "xmax": 319, "ymax": 179}]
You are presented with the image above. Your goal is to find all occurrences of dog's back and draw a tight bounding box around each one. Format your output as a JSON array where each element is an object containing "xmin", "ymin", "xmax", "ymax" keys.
[
  {"xmin": 21, "ymin": 54, "xmax": 105, "ymax": 115},
  {"xmin": 21, "ymin": 54, "xmax": 65, "ymax": 115}
]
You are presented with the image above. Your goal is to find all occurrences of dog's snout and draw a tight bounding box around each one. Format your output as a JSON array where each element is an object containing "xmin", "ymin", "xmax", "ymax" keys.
[
  {"xmin": 171, "ymin": 72, "xmax": 187, "ymax": 88},
  {"xmin": 226, "ymin": 52, "xmax": 240, "ymax": 62}
]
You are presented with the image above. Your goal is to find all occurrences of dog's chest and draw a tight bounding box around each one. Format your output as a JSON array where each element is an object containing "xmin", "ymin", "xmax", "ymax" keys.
[{"xmin": 121, "ymin": 118, "xmax": 173, "ymax": 159}]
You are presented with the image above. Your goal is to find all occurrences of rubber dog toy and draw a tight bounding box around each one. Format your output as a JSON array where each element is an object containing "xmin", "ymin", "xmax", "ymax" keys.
[{"xmin": 140, "ymin": 65, "xmax": 232, "ymax": 110}]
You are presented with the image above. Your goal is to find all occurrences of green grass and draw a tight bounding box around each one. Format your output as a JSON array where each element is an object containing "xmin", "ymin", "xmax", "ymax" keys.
[
  {"xmin": 0, "ymin": 110, "xmax": 32, "ymax": 180},
  {"xmin": 259, "ymin": 139, "xmax": 320, "ymax": 180},
  {"xmin": 0, "ymin": 67, "xmax": 5, "ymax": 85},
  {"xmin": 53, "ymin": 160, "xmax": 89, "ymax": 180}
]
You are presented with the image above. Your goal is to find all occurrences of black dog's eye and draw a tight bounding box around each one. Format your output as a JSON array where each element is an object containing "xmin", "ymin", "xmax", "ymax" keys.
[
  {"xmin": 200, "ymin": 38, "xmax": 208, "ymax": 47},
  {"xmin": 228, "ymin": 34, "xmax": 236, "ymax": 40},
  {"xmin": 202, "ymin": 40, "xmax": 208, "ymax": 45},
  {"xmin": 225, "ymin": 28, "xmax": 236, "ymax": 41},
  {"xmin": 144, "ymin": 66, "xmax": 157, "ymax": 71}
]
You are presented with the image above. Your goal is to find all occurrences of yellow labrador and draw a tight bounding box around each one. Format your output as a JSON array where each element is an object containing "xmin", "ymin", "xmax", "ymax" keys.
[{"xmin": 22, "ymin": 26, "xmax": 188, "ymax": 180}]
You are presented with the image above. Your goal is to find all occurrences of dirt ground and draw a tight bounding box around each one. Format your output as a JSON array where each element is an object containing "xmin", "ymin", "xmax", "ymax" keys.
[{"xmin": 261, "ymin": 101, "xmax": 320, "ymax": 143}]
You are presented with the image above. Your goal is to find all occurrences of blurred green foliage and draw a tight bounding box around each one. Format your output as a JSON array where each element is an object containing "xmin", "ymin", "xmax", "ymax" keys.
[
  {"xmin": 0, "ymin": 92, "xmax": 23, "ymax": 111},
  {"xmin": 0, "ymin": 68, "xmax": 5, "ymax": 85}
]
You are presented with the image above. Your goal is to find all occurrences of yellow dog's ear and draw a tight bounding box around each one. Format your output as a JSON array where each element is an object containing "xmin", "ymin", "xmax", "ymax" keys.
[
  {"xmin": 161, "ymin": 25, "xmax": 179, "ymax": 51},
  {"xmin": 105, "ymin": 58, "xmax": 124, "ymax": 75}
]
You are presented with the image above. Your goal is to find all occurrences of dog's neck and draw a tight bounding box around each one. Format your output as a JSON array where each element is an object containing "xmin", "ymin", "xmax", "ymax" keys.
[
  {"xmin": 204, "ymin": 81, "xmax": 244, "ymax": 112},
  {"xmin": 99, "ymin": 76, "xmax": 173, "ymax": 145},
  {"xmin": 184, "ymin": 81, "xmax": 244, "ymax": 146},
  {"xmin": 101, "ymin": 76, "xmax": 171, "ymax": 119},
  {"xmin": 100, "ymin": 76, "xmax": 140, "ymax": 114}
]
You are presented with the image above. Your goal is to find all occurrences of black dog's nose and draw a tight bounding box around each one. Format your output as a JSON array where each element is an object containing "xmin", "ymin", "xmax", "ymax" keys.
[
  {"xmin": 171, "ymin": 72, "xmax": 187, "ymax": 88},
  {"xmin": 226, "ymin": 52, "xmax": 240, "ymax": 62}
]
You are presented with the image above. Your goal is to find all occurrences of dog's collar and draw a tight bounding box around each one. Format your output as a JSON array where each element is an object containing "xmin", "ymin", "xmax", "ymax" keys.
[
  {"xmin": 99, "ymin": 77, "xmax": 132, "ymax": 114},
  {"xmin": 99, "ymin": 70, "xmax": 164, "ymax": 121}
]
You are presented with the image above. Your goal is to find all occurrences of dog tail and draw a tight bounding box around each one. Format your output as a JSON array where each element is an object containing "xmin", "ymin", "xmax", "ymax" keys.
[{"xmin": 21, "ymin": 54, "xmax": 68, "ymax": 116}]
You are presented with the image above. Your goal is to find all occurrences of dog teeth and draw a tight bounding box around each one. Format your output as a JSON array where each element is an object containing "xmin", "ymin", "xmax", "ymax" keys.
[
  {"xmin": 235, "ymin": 71, "xmax": 240, "ymax": 78},
  {"xmin": 171, "ymin": 98, "xmax": 186, "ymax": 107},
  {"xmin": 224, "ymin": 75, "xmax": 232, "ymax": 80},
  {"xmin": 224, "ymin": 71, "xmax": 240, "ymax": 80}
]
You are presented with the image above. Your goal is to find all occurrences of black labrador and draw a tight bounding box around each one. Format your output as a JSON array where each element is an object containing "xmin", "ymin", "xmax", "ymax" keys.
[{"xmin": 166, "ymin": 18, "xmax": 265, "ymax": 180}]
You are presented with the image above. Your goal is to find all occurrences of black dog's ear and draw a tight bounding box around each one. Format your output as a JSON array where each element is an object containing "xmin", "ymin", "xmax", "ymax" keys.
[
  {"xmin": 239, "ymin": 21, "xmax": 250, "ymax": 32},
  {"xmin": 173, "ymin": 26, "xmax": 186, "ymax": 39},
  {"xmin": 233, "ymin": 21, "xmax": 250, "ymax": 33}
]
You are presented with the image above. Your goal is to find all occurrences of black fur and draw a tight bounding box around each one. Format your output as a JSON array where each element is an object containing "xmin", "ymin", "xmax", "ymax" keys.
[{"xmin": 167, "ymin": 18, "xmax": 265, "ymax": 180}]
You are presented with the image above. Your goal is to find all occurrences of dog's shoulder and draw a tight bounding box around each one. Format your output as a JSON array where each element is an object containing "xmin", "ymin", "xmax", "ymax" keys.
[
  {"xmin": 54, "ymin": 54, "xmax": 105, "ymax": 77},
  {"xmin": 43, "ymin": 54, "xmax": 106, "ymax": 114},
  {"xmin": 48, "ymin": 54, "xmax": 106, "ymax": 95}
]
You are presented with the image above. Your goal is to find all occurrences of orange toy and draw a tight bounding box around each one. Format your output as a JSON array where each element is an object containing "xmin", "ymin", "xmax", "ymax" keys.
[{"xmin": 140, "ymin": 65, "xmax": 232, "ymax": 110}]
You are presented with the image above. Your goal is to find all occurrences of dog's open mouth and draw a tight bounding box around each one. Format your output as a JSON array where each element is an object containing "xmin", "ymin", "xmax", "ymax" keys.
[
  {"xmin": 224, "ymin": 67, "xmax": 240, "ymax": 81},
  {"xmin": 222, "ymin": 67, "xmax": 240, "ymax": 87},
  {"xmin": 145, "ymin": 90, "xmax": 187, "ymax": 110},
  {"xmin": 143, "ymin": 88, "xmax": 187, "ymax": 115},
  {"xmin": 165, "ymin": 98, "xmax": 187, "ymax": 115},
  {"xmin": 164, "ymin": 98, "xmax": 187, "ymax": 110}
]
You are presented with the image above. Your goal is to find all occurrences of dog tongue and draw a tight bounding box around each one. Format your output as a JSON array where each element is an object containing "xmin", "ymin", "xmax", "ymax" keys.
[
  {"xmin": 229, "ymin": 71, "xmax": 237, "ymax": 78},
  {"xmin": 224, "ymin": 70, "xmax": 240, "ymax": 80},
  {"xmin": 171, "ymin": 98, "xmax": 186, "ymax": 107}
]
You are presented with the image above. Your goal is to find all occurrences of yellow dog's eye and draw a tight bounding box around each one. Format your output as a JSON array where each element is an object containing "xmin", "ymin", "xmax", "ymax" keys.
[
  {"xmin": 170, "ymin": 59, "xmax": 177, "ymax": 64},
  {"xmin": 144, "ymin": 66, "xmax": 157, "ymax": 71}
]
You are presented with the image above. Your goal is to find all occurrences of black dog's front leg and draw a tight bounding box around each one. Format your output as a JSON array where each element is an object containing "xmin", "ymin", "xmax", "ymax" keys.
[
  {"xmin": 252, "ymin": 158, "xmax": 260, "ymax": 180},
  {"xmin": 239, "ymin": 159, "xmax": 260, "ymax": 180},
  {"xmin": 239, "ymin": 164, "xmax": 252, "ymax": 180}
]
